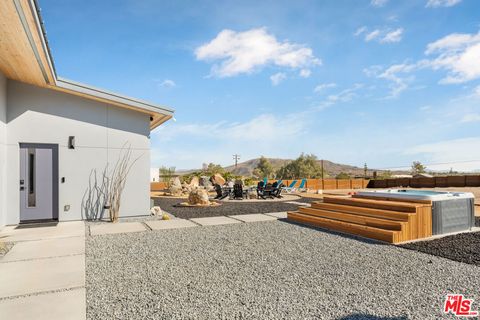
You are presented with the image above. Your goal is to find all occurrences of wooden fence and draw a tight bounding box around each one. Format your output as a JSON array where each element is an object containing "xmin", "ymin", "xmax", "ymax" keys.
[
  {"xmin": 267, "ymin": 179, "xmax": 369, "ymax": 190},
  {"xmin": 367, "ymin": 175, "xmax": 480, "ymax": 189},
  {"xmin": 151, "ymin": 179, "xmax": 370, "ymax": 192}
]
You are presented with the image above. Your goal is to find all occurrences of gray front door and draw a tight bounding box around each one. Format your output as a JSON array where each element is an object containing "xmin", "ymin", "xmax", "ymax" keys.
[{"xmin": 19, "ymin": 144, "xmax": 58, "ymax": 222}]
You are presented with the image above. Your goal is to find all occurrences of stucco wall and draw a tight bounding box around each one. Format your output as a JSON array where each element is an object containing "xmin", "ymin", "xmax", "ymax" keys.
[
  {"xmin": 5, "ymin": 80, "xmax": 151, "ymax": 224},
  {"xmin": 0, "ymin": 72, "xmax": 7, "ymax": 227}
]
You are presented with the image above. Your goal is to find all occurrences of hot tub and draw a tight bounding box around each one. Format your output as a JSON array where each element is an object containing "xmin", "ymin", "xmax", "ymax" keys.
[{"xmin": 356, "ymin": 189, "xmax": 475, "ymax": 235}]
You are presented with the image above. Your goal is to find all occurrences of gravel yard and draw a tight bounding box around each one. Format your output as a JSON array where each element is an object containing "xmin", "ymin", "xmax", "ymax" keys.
[
  {"xmin": 400, "ymin": 231, "xmax": 480, "ymax": 266},
  {"xmin": 152, "ymin": 196, "xmax": 317, "ymax": 219},
  {"xmin": 86, "ymin": 221, "xmax": 480, "ymax": 319}
]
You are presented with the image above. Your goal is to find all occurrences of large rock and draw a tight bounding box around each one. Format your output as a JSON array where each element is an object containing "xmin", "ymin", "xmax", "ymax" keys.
[
  {"xmin": 150, "ymin": 206, "xmax": 162, "ymax": 216},
  {"xmin": 199, "ymin": 176, "xmax": 212, "ymax": 188},
  {"xmin": 189, "ymin": 176, "xmax": 200, "ymax": 188},
  {"xmin": 188, "ymin": 189, "xmax": 210, "ymax": 205},
  {"xmin": 212, "ymin": 173, "xmax": 226, "ymax": 186},
  {"xmin": 171, "ymin": 177, "xmax": 182, "ymax": 188}
]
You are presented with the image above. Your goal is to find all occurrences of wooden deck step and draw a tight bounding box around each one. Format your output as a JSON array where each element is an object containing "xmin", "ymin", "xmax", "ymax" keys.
[
  {"xmin": 322, "ymin": 196, "xmax": 427, "ymax": 212},
  {"xmin": 288, "ymin": 211, "xmax": 401, "ymax": 243},
  {"xmin": 298, "ymin": 207, "xmax": 405, "ymax": 231},
  {"xmin": 353, "ymin": 194, "xmax": 432, "ymax": 205},
  {"xmin": 310, "ymin": 202, "xmax": 412, "ymax": 221}
]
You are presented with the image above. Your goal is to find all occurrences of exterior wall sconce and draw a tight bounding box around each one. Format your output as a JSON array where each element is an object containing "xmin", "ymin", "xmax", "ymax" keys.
[{"xmin": 68, "ymin": 136, "xmax": 75, "ymax": 149}]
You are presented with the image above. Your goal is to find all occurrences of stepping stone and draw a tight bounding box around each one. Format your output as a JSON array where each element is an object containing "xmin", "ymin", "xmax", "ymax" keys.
[
  {"xmin": 0, "ymin": 288, "xmax": 86, "ymax": 320},
  {"xmin": 1, "ymin": 236, "xmax": 84, "ymax": 262},
  {"xmin": 145, "ymin": 219, "xmax": 198, "ymax": 230},
  {"xmin": 263, "ymin": 212, "xmax": 288, "ymax": 219},
  {"xmin": 89, "ymin": 222, "xmax": 146, "ymax": 236},
  {"xmin": 190, "ymin": 216, "xmax": 241, "ymax": 226},
  {"xmin": 0, "ymin": 255, "xmax": 85, "ymax": 299},
  {"xmin": 229, "ymin": 214, "xmax": 278, "ymax": 223},
  {"xmin": 0, "ymin": 221, "xmax": 85, "ymax": 242}
]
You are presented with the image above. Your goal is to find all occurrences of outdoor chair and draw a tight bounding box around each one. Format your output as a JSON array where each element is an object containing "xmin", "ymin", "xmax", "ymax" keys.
[
  {"xmin": 214, "ymin": 183, "xmax": 230, "ymax": 200},
  {"xmin": 256, "ymin": 181, "xmax": 267, "ymax": 199},
  {"xmin": 272, "ymin": 181, "xmax": 284, "ymax": 198},
  {"xmin": 232, "ymin": 183, "xmax": 244, "ymax": 200},
  {"xmin": 282, "ymin": 180, "xmax": 298, "ymax": 193}
]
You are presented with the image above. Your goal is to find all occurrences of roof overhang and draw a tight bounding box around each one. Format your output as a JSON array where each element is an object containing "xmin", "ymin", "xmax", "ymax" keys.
[{"xmin": 0, "ymin": 0, "xmax": 173, "ymax": 129}]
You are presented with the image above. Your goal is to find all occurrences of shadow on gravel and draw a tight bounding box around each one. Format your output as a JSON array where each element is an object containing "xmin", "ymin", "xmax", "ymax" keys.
[
  {"xmin": 282, "ymin": 219, "xmax": 391, "ymax": 246},
  {"xmin": 338, "ymin": 314, "xmax": 408, "ymax": 320}
]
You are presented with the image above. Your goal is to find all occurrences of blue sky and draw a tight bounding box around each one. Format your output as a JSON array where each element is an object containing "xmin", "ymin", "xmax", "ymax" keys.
[{"xmin": 41, "ymin": 0, "xmax": 480, "ymax": 171}]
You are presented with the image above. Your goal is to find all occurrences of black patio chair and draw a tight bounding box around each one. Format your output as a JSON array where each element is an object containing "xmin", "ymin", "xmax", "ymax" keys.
[
  {"xmin": 271, "ymin": 181, "xmax": 284, "ymax": 198},
  {"xmin": 232, "ymin": 183, "xmax": 244, "ymax": 200},
  {"xmin": 214, "ymin": 184, "xmax": 230, "ymax": 200},
  {"xmin": 256, "ymin": 181, "xmax": 266, "ymax": 199}
]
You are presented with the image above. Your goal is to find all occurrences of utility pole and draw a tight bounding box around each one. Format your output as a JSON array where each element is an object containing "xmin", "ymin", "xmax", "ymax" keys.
[
  {"xmin": 321, "ymin": 159, "xmax": 324, "ymax": 179},
  {"xmin": 364, "ymin": 163, "xmax": 368, "ymax": 179},
  {"xmin": 233, "ymin": 154, "xmax": 240, "ymax": 168}
]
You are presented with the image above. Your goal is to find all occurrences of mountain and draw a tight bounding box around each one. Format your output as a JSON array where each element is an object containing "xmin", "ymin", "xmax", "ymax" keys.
[{"xmin": 222, "ymin": 158, "xmax": 406, "ymax": 178}]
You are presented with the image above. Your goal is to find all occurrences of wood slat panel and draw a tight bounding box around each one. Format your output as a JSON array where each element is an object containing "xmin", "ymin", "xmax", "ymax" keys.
[
  {"xmin": 298, "ymin": 207, "xmax": 405, "ymax": 231},
  {"xmin": 323, "ymin": 196, "xmax": 423, "ymax": 212},
  {"xmin": 310, "ymin": 202, "xmax": 412, "ymax": 221},
  {"xmin": 288, "ymin": 212, "xmax": 399, "ymax": 243}
]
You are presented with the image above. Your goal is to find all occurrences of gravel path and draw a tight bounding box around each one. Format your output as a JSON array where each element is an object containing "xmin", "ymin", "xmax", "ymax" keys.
[
  {"xmin": 153, "ymin": 197, "xmax": 306, "ymax": 219},
  {"xmin": 400, "ymin": 231, "xmax": 480, "ymax": 266},
  {"xmin": 86, "ymin": 221, "xmax": 480, "ymax": 319}
]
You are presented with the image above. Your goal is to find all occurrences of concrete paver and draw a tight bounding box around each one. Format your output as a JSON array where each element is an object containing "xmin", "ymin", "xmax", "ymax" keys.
[
  {"xmin": 229, "ymin": 214, "xmax": 278, "ymax": 223},
  {"xmin": 0, "ymin": 288, "xmax": 86, "ymax": 320},
  {"xmin": 0, "ymin": 254, "xmax": 85, "ymax": 299},
  {"xmin": 145, "ymin": 219, "xmax": 198, "ymax": 230},
  {"xmin": 0, "ymin": 221, "xmax": 85, "ymax": 242},
  {"xmin": 89, "ymin": 222, "xmax": 146, "ymax": 236},
  {"xmin": 263, "ymin": 212, "xmax": 288, "ymax": 219},
  {"xmin": 0, "ymin": 236, "xmax": 84, "ymax": 262},
  {"xmin": 190, "ymin": 216, "xmax": 242, "ymax": 226}
]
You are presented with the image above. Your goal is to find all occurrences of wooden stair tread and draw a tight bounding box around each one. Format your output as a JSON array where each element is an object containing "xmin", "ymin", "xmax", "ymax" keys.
[
  {"xmin": 311, "ymin": 202, "xmax": 412, "ymax": 221},
  {"xmin": 288, "ymin": 211, "xmax": 400, "ymax": 243},
  {"xmin": 298, "ymin": 207, "xmax": 405, "ymax": 231},
  {"xmin": 353, "ymin": 194, "xmax": 432, "ymax": 205},
  {"xmin": 323, "ymin": 196, "xmax": 430, "ymax": 212}
]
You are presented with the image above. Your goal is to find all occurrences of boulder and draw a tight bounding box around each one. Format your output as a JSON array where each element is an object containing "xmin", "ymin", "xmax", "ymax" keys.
[
  {"xmin": 247, "ymin": 190, "xmax": 257, "ymax": 199},
  {"xmin": 171, "ymin": 177, "xmax": 182, "ymax": 188},
  {"xmin": 212, "ymin": 173, "xmax": 226, "ymax": 186},
  {"xmin": 188, "ymin": 189, "xmax": 210, "ymax": 205},
  {"xmin": 199, "ymin": 176, "xmax": 212, "ymax": 188},
  {"xmin": 189, "ymin": 176, "xmax": 200, "ymax": 188},
  {"xmin": 150, "ymin": 206, "xmax": 162, "ymax": 216}
]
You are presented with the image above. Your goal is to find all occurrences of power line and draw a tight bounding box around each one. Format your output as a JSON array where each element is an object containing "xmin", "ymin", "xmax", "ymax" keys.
[{"xmin": 376, "ymin": 159, "xmax": 480, "ymax": 170}]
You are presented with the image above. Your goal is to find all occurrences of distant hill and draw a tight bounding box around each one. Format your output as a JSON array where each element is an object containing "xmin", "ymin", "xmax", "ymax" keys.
[{"xmin": 177, "ymin": 157, "xmax": 408, "ymax": 178}]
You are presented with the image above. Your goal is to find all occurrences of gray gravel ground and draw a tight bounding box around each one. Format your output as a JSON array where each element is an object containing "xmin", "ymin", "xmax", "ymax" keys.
[{"xmin": 86, "ymin": 221, "xmax": 480, "ymax": 319}]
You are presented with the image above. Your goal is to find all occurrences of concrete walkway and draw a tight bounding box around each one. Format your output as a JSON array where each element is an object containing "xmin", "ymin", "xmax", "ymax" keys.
[
  {"xmin": 0, "ymin": 221, "xmax": 86, "ymax": 320},
  {"xmin": 89, "ymin": 212, "xmax": 288, "ymax": 236}
]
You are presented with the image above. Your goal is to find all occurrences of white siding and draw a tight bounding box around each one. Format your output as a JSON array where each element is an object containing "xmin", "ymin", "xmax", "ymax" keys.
[
  {"xmin": 0, "ymin": 72, "xmax": 7, "ymax": 227},
  {"xmin": 5, "ymin": 80, "xmax": 151, "ymax": 224}
]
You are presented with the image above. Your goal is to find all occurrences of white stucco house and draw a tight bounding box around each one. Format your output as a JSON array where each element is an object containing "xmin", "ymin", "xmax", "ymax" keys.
[{"xmin": 0, "ymin": 0, "xmax": 174, "ymax": 226}]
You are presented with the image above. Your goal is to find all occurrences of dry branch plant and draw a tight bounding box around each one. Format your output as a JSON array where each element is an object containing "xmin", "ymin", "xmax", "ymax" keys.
[
  {"xmin": 82, "ymin": 143, "xmax": 142, "ymax": 222},
  {"xmin": 107, "ymin": 145, "xmax": 142, "ymax": 222}
]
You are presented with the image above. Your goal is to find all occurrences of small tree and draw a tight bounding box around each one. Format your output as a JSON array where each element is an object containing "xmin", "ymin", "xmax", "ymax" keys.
[
  {"xmin": 159, "ymin": 166, "xmax": 176, "ymax": 188},
  {"xmin": 276, "ymin": 153, "xmax": 323, "ymax": 179},
  {"xmin": 411, "ymin": 161, "xmax": 427, "ymax": 175},
  {"xmin": 336, "ymin": 172, "xmax": 351, "ymax": 180},
  {"xmin": 253, "ymin": 156, "xmax": 274, "ymax": 179},
  {"xmin": 377, "ymin": 170, "xmax": 393, "ymax": 180}
]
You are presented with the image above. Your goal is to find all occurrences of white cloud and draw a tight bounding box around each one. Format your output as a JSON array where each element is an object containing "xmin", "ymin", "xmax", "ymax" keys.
[
  {"xmin": 425, "ymin": 31, "xmax": 480, "ymax": 83},
  {"xmin": 364, "ymin": 62, "xmax": 422, "ymax": 98},
  {"xmin": 195, "ymin": 28, "xmax": 321, "ymax": 78},
  {"xmin": 371, "ymin": 0, "xmax": 389, "ymax": 7},
  {"xmin": 475, "ymin": 85, "xmax": 480, "ymax": 96},
  {"xmin": 314, "ymin": 83, "xmax": 336, "ymax": 93},
  {"xmin": 461, "ymin": 113, "xmax": 480, "ymax": 123},
  {"xmin": 361, "ymin": 28, "xmax": 404, "ymax": 44},
  {"xmin": 299, "ymin": 69, "xmax": 312, "ymax": 78},
  {"xmin": 426, "ymin": 0, "xmax": 462, "ymax": 8},
  {"xmin": 380, "ymin": 28, "xmax": 403, "ymax": 43},
  {"xmin": 354, "ymin": 26, "xmax": 367, "ymax": 36},
  {"xmin": 159, "ymin": 79, "xmax": 176, "ymax": 88},
  {"xmin": 315, "ymin": 83, "xmax": 364, "ymax": 109},
  {"xmin": 365, "ymin": 30, "xmax": 381, "ymax": 42},
  {"xmin": 270, "ymin": 72, "xmax": 286, "ymax": 86}
]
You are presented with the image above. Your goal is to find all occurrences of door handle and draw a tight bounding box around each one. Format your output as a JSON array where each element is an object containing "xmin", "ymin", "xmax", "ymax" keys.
[{"xmin": 20, "ymin": 186, "xmax": 25, "ymax": 191}]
